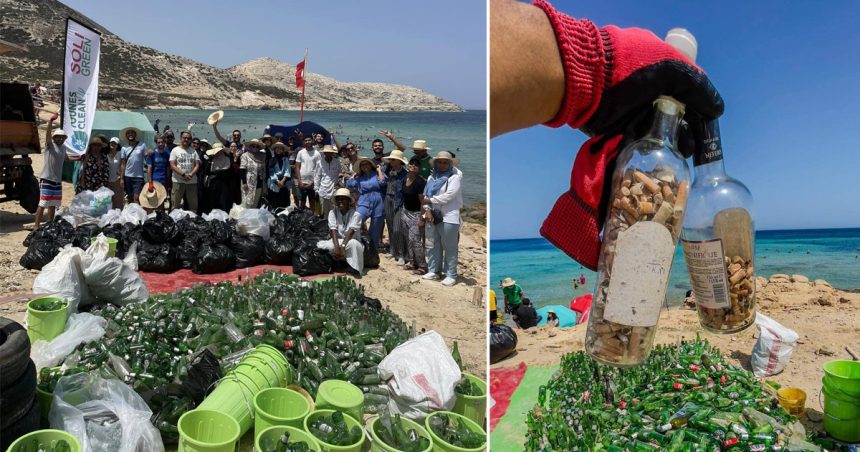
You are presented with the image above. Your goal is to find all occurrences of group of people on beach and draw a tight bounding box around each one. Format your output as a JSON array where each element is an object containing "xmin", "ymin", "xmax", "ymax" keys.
[{"xmin": 35, "ymin": 114, "xmax": 466, "ymax": 285}]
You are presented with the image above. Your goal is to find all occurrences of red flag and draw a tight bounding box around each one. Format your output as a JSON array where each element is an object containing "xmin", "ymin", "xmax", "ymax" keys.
[{"xmin": 295, "ymin": 59, "xmax": 305, "ymax": 89}]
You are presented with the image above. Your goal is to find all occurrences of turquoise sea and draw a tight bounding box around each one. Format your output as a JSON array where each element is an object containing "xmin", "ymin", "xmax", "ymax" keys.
[
  {"xmin": 133, "ymin": 109, "xmax": 487, "ymax": 206},
  {"xmin": 490, "ymin": 228, "xmax": 860, "ymax": 309}
]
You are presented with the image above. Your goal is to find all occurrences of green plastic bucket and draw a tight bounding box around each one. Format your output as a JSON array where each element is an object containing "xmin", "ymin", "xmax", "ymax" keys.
[
  {"xmin": 26, "ymin": 296, "xmax": 68, "ymax": 344},
  {"xmin": 314, "ymin": 380, "xmax": 364, "ymax": 423},
  {"xmin": 821, "ymin": 381, "xmax": 860, "ymax": 442},
  {"xmin": 232, "ymin": 362, "xmax": 277, "ymax": 390},
  {"xmin": 245, "ymin": 351, "xmax": 291, "ymax": 386},
  {"xmin": 7, "ymin": 429, "xmax": 81, "ymax": 452},
  {"xmin": 178, "ymin": 409, "xmax": 241, "ymax": 452},
  {"xmin": 367, "ymin": 415, "xmax": 433, "ymax": 452},
  {"xmin": 35, "ymin": 386, "xmax": 52, "ymax": 428},
  {"xmin": 424, "ymin": 411, "xmax": 486, "ymax": 452},
  {"xmin": 823, "ymin": 359, "xmax": 860, "ymax": 398},
  {"xmin": 251, "ymin": 344, "xmax": 289, "ymax": 367},
  {"xmin": 90, "ymin": 236, "xmax": 118, "ymax": 257},
  {"xmin": 255, "ymin": 425, "xmax": 321, "ymax": 452},
  {"xmin": 197, "ymin": 375, "xmax": 259, "ymax": 434},
  {"xmin": 303, "ymin": 409, "xmax": 365, "ymax": 452},
  {"xmin": 452, "ymin": 372, "xmax": 487, "ymax": 426},
  {"xmin": 254, "ymin": 388, "xmax": 312, "ymax": 440}
]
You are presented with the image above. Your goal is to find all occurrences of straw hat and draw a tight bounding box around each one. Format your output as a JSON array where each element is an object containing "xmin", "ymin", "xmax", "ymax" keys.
[
  {"xmin": 322, "ymin": 144, "xmax": 338, "ymax": 154},
  {"xmin": 207, "ymin": 110, "xmax": 224, "ymax": 125},
  {"xmin": 119, "ymin": 127, "xmax": 142, "ymax": 145},
  {"xmin": 206, "ymin": 143, "xmax": 225, "ymax": 156},
  {"xmin": 412, "ymin": 140, "xmax": 430, "ymax": 151},
  {"xmin": 244, "ymin": 138, "xmax": 265, "ymax": 149},
  {"xmin": 271, "ymin": 142, "xmax": 288, "ymax": 153},
  {"xmin": 334, "ymin": 188, "xmax": 353, "ymax": 203},
  {"xmin": 500, "ymin": 277, "xmax": 516, "ymax": 288},
  {"xmin": 355, "ymin": 155, "xmax": 376, "ymax": 171},
  {"xmin": 51, "ymin": 129, "xmax": 67, "ymax": 138},
  {"xmin": 140, "ymin": 181, "xmax": 167, "ymax": 209},
  {"xmin": 430, "ymin": 150, "xmax": 460, "ymax": 166},
  {"xmin": 88, "ymin": 136, "xmax": 104, "ymax": 146},
  {"xmin": 383, "ymin": 149, "xmax": 408, "ymax": 165},
  {"xmin": 261, "ymin": 134, "xmax": 273, "ymax": 143}
]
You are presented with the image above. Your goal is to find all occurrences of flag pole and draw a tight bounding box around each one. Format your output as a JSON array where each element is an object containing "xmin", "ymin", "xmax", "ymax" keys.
[{"xmin": 300, "ymin": 48, "xmax": 308, "ymax": 123}]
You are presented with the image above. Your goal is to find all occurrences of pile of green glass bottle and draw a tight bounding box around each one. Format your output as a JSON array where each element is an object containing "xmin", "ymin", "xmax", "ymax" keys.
[
  {"xmin": 525, "ymin": 336, "xmax": 816, "ymax": 451},
  {"xmin": 258, "ymin": 431, "xmax": 313, "ymax": 452},
  {"xmin": 45, "ymin": 272, "xmax": 411, "ymax": 439},
  {"xmin": 11, "ymin": 439, "xmax": 72, "ymax": 452},
  {"xmin": 428, "ymin": 413, "xmax": 486, "ymax": 449},
  {"xmin": 374, "ymin": 411, "xmax": 432, "ymax": 452},
  {"xmin": 455, "ymin": 378, "xmax": 482, "ymax": 397},
  {"xmin": 307, "ymin": 411, "xmax": 363, "ymax": 446}
]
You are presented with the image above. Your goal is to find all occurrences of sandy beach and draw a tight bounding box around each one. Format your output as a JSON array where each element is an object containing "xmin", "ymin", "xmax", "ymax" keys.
[
  {"xmin": 492, "ymin": 274, "xmax": 859, "ymax": 432},
  {"xmin": 0, "ymin": 148, "xmax": 488, "ymax": 378}
]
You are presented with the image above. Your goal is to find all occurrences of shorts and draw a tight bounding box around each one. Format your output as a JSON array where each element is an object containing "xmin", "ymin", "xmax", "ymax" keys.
[
  {"xmin": 124, "ymin": 176, "xmax": 145, "ymax": 198},
  {"xmin": 38, "ymin": 179, "xmax": 62, "ymax": 208},
  {"xmin": 298, "ymin": 184, "xmax": 318, "ymax": 203}
]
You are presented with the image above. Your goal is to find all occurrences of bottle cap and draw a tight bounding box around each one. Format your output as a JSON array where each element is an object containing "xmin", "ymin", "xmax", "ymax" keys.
[{"xmin": 665, "ymin": 28, "xmax": 698, "ymax": 63}]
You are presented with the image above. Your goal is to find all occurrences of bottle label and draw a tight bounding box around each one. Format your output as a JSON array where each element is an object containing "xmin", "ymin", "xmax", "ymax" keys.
[
  {"xmin": 694, "ymin": 120, "xmax": 723, "ymax": 166},
  {"xmin": 604, "ymin": 222, "xmax": 675, "ymax": 327},
  {"xmin": 681, "ymin": 239, "xmax": 731, "ymax": 309}
]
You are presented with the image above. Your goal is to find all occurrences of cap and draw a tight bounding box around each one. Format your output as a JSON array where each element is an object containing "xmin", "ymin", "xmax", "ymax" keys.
[{"xmin": 665, "ymin": 28, "xmax": 698, "ymax": 63}]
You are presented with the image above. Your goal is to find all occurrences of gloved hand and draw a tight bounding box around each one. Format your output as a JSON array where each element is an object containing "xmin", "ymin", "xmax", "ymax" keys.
[
  {"xmin": 534, "ymin": 0, "xmax": 724, "ymax": 140},
  {"xmin": 148, "ymin": 182, "xmax": 155, "ymax": 192}
]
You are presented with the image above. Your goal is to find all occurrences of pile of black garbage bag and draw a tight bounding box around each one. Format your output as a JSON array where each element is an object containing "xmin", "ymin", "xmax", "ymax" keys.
[{"xmin": 19, "ymin": 208, "xmax": 377, "ymax": 277}]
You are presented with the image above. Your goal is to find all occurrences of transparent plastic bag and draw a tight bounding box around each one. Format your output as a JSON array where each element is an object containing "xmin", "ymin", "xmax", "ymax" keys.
[
  {"xmin": 50, "ymin": 372, "xmax": 164, "ymax": 452},
  {"xmin": 202, "ymin": 209, "xmax": 229, "ymax": 222},
  {"xmin": 236, "ymin": 208, "xmax": 275, "ymax": 240},
  {"xmin": 169, "ymin": 209, "xmax": 197, "ymax": 222},
  {"xmin": 117, "ymin": 203, "xmax": 148, "ymax": 225},
  {"xmin": 31, "ymin": 313, "xmax": 106, "ymax": 370},
  {"xmin": 81, "ymin": 235, "xmax": 148, "ymax": 307},
  {"xmin": 98, "ymin": 208, "xmax": 122, "ymax": 228},
  {"xmin": 69, "ymin": 186, "xmax": 114, "ymax": 218},
  {"xmin": 32, "ymin": 245, "xmax": 92, "ymax": 312}
]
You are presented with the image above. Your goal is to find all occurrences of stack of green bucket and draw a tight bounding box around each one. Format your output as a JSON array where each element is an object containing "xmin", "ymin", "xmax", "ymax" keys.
[
  {"xmin": 195, "ymin": 345, "xmax": 293, "ymax": 436},
  {"xmin": 821, "ymin": 359, "xmax": 860, "ymax": 442},
  {"xmin": 452, "ymin": 372, "xmax": 487, "ymax": 426}
]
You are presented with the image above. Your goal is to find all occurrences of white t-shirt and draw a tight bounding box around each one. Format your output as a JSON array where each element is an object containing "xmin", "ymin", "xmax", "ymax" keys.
[
  {"xmin": 169, "ymin": 146, "xmax": 200, "ymax": 184},
  {"xmin": 296, "ymin": 148, "xmax": 321, "ymax": 184}
]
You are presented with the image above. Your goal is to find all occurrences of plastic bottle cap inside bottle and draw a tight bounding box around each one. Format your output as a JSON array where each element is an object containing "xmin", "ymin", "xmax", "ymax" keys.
[{"xmin": 655, "ymin": 96, "xmax": 685, "ymax": 115}]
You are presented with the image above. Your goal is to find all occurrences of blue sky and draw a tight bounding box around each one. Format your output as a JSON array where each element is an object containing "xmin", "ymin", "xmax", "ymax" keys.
[
  {"xmin": 61, "ymin": 0, "xmax": 487, "ymax": 109},
  {"xmin": 491, "ymin": 0, "xmax": 860, "ymax": 239}
]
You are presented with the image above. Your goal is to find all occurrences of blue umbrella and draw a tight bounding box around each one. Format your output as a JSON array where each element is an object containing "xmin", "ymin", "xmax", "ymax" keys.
[
  {"xmin": 265, "ymin": 121, "xmax": 330, "ymax": 145},
  {"xmin": 536, "ymin": 305, "xmax": 578, "ymax": 328}
]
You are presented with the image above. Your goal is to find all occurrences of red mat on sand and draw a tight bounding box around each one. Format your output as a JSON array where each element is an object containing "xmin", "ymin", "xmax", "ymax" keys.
[
  {"xmin": 489, "ymin": 362, "xmax": 528, "ymax": 431},
  {"xmin": 141, "ymin": 265, "xmax": 339, "ymax": 294}
]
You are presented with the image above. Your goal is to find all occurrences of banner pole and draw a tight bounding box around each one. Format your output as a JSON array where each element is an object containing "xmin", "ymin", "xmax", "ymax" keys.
[{"xmin": 300, "ymin": 48, "xmax": 308, "ymax": 123}]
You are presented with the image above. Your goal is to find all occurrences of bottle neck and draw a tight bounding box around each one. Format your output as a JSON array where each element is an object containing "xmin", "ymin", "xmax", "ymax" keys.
[
  {"xmin": 693, "ymin": 120, "xmax": 727, "ymax": 179},
  {"xmin": 647, "ymin": 98, "xmax": 683, "ymax": 147}
]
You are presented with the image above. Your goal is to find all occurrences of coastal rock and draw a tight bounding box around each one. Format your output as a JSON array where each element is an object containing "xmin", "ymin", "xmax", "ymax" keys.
[
  {"xmin": 791, "ymin": 274, "xmax": 810, "ymax": 284},
  {"xmin": 812, "ymin": 292, "xmax": 836, "ymax": 306},
  {"xmin": 770, "ymin": 274, "xmax": 791, "ymax": 283},
  {"xmin": 814, "ymin": 279, "xmax": 831, "ymax": 288},
  {"xmin": 839, "ymin": 296, "xmax": 851, "ymax": 304},
  {"xmin": 816, "ymin": 346, "xmax": 836, "ymax": 356},
  {"xmin": 756, "ymin": 276, "xmax": 769, "ymax": 289}
]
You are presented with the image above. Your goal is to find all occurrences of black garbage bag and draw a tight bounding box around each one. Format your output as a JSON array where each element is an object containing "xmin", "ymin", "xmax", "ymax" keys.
[
  {"xmin": 361, "ymin": 236, "xmax": 380, "ymax": 269},
  {"xmin": 181, "ymin": 349, "xmax": 222, "ymax": 404},
  {"xmin": 72, "ymin": 223, "xmax": 102, "ymax": 248},
  {"xmin": 229, "ymin": 234, "xmax": 265, "ymax": 268},
  {"xmin": 361, "ymin": 296, "xmax": 383, "ymax": 311},
  {"xmin": 20, "ymin": 239, "xmax": 62, "ymax": 270},
  {"xmin": 138, "ymin": 241, "xmax": 179, "ymax": 273},
  {"xmin": 208, "ymin": 220, "xmax": 232, "ymax": 245},
  {"xmin": 23, "ymin": 217, "xmax": 74, "ymax": 247},
  {"xmin": 490, "ymin": 324, "xmax": 518, "ymax": 364},
  {"xmin": 142, "ymin": 211, "xmax": 180, "ymax": 244},
  {"xmin": 178, "ymin": 230, "xmax": 206, "ymax": 268},
  {"xmin": 119, "ymin": 224, "xmax": 142, "ymax": 257},
  {"xmin": 192, "ymin": 244, "xmax": 236, "ymax": 274},
  {"xmin": 265, "ymin": 235, "xmax": 296, "ymax": 265},
  {"xmin": 100, "ymin": 224, "xmax": 126, "ymax": 258},
  {"xmin": 270, "ymin": 215, "xmax": 289, "ymax": 238},
  {"xmin": 292, "ymin": 244, "xmax": 333, "ymax": 276}
]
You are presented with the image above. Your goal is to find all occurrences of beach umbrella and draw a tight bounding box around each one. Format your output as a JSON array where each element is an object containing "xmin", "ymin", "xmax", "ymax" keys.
[
  {"xmin": 570, "ymin": 294, "xmax": 593, "ymax": 324},
  {"xmin": 536, "ymin": 305, "xmax": 578, "ymax": 328},
  {"xmin": 264, "ymin": 121, "xmax": 330, "ymax": 144}
]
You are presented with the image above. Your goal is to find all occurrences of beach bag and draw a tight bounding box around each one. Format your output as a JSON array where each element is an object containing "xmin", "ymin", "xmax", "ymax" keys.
[
  {"xmin": 292, "ymin": 244, "xmax": 333, "ymax": 276},
  {"xmin": 229, "ymin": 234, "xmax": 265, "ymax": 268},
  {"xmin": 751, "ymin": 313, "xmax": 799, "ymax": 377},
  {"xmin": 192, "ymin": 244, "xmax": 236, "ymax": 274},
  {"xmin": 490, "ymin": 324, "xmax": 518, "ymax": 364}
]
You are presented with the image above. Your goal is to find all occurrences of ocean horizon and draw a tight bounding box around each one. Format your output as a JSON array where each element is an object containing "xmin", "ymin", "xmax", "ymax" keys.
[{"xmin": 490, "ymin": 227, "xmax": 860, "ymax": 309}]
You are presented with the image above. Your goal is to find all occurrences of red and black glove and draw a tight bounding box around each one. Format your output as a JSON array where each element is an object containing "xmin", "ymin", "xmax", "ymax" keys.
[
  {"xmin": 148, "ymin": 182, "xmax": 155, "ymax": 192},
  {"xmin": 534, "ymin": 0, "xmax": 724, "ymax": 270}
]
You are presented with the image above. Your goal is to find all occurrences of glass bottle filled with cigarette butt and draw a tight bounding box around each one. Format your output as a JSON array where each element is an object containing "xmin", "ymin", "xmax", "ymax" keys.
[
  {"xmin": 681, "ymin": 119, "xmax": 756, "ymax": 333},
  {"xmin": 585, "ymin": 96, "xmax": 691, "ymax": 367}
]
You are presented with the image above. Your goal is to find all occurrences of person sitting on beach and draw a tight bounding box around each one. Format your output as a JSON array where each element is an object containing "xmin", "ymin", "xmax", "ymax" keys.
[
  {"xmin": 146, "ymin": 136, "xmax": 172, "ymax": 207},
  {"xmin": 169, "ymin": 131, "xmax": 201, "ymax": 212},
  {"xmin": 420, "ymin": 151, "xmax": 463, "ymax": 287},
  {"xmin": 314, "ymin": 144, "xmax": 342, "ymax": 219},
  {"xmin": 107, "ymin": 137, "xmax": 123, "ymax": 209},
  {"xmin": 34, "ymin": 116, "xmax": 72, "ymax": 230},
  {"xmin": 240, "ymin": 139, "xmax": 267, "ymax": 208},
  {"xmin": 513, "ymin": 298, "xmax": 539, "ymax": 330},
  {"xmin": 500, "ymin": 277, "xmax": 525, "ymax": 313},
  {"xmin": 266, "ymin": 142, "xmax": 292, "ymax": 209},
  {"xmin": 410, "ymin": 140, "xmax": 433, "ymax": 179},
  {"xmin": 546, "ymin": 310, "xmax": 560, "ymax": 327},
  {"xmin": 347, "ymin": 155, "xmax": 387, "ymax": 248},
  {"xmin": 76, "ymin": 136, "xmax": 111, "ymax": 194},
  {"xmin": 295, "ymin": 136, "xmax": 321, "ymax": 211},
  {"xmin": 119, "ymin": 127, "xmax": 147, "ymax": 204},
  {"xmin": 317, "ymin": 188, "xmax": 365, "ymax": 277}
]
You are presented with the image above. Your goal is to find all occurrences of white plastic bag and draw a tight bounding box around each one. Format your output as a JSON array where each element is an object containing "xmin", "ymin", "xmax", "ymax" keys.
[
  {"xmin": 117, "ymin": 203, "xmax": 148, "ymax": 225},
  {"xmin": 69, "ymin": 186, "xmax": 114, "ymax": 218},
  {"xmin": 228, "ymin": 203, "xmax": 246, "ymax": 219},
  {"xmin": 50, "ymin": 372, "xmax": 164, "ymax": 452},
  {"xmin": 203, "ymin": 209, "xmax": 229, "ymax": 222},
  {"xmin": 30, "ymin": 313, "xmax": 106, "ymax": 370},
  {"xmin": 33, "ymin": 245, "xmax": 92, "ymax": 312},
  {"xmin": 98, "ymin": 208, "xmax": 122, "ymax": 228},
  {"xmin": 377, "ymin": 331, "xmax": 461, "ymax": 420},
  {"xmin": 751, "ymin": 313, "xmax": 799, "ymax": 377},
  {"xmin": 82, "ymin": 235, "xmax": 148, "ymax": 307},
  {"xmin": 169, "ymin": 209, "xmax": 197, "ymax": 221},
  {"xmin": 236, "ymin": 208, "xmax": 275, "ymax": 240}
]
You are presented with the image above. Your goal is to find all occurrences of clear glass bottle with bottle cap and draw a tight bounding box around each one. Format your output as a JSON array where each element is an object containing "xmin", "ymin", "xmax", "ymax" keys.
[
  {"xmin": 585, "ymin": 95, "xmax": 691, "ymax": 367},
  {"xmin": 681, "ymin": 119, "xmax": 756, "ymax": 333}
]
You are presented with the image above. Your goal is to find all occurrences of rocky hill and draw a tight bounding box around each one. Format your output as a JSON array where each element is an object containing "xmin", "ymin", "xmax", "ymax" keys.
[{"xmin": 0, "ymin": 0, "xmax": 463, "ymax": 112}]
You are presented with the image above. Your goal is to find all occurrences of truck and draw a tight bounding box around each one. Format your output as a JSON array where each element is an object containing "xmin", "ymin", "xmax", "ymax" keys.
[{"xmin": 0, "ymin": 82, "xmax": 40, "ymax": 213}]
